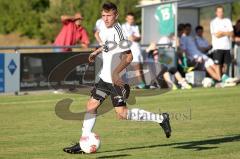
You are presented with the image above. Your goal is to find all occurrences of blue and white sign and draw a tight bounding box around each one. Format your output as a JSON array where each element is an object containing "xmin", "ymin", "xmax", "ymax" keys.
[
  {"xmin": 0, "ymin": 53, "xmax": 20, "ymax": 93},
  {"xmin": 0, "ymin": 54, "xmax": 4, "ymax": 92}
]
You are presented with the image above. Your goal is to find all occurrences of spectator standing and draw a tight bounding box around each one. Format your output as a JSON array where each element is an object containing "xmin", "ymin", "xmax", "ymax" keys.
[
  {"xmin": 210, "ymin": 5, "xmax": 233, "ymax": 81},
  {"xmin": 54, "ymin": 13, "xmax": 90, "ymax": 52},
  {"xmin": 233, "ymin": 19, "xmax": 240, "ymax": 46},
  {"xmin": 122, "ymin": 12, "xmax": 146, "ymax": 89}
]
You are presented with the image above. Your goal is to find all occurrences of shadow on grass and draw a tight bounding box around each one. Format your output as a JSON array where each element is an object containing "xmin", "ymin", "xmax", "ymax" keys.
[
  {"xmin": 98, "ymin": 134, "xmax": 240, "ymax": 153},
  {"xmin": 96, "ymin": 154, "xmax": 131, "ymax": 158}
]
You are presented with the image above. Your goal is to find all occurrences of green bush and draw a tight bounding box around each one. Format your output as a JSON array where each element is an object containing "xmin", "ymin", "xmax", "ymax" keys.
[
  {"xmin": 1, "ymin": 0, "xmax": 238, "ymax": 44},
  {"xmin": 0, "ymin": 0, "xmax": 140, "ymax": 44}
]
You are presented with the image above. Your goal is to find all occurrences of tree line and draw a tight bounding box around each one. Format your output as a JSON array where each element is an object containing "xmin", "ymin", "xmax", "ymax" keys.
[
  {"xmin": 0, "ymin": 0, "xmax": 239, "ymax": 44},
  {"xmin": 0, "ymin": 0, "xmax": 140, "ymax": 44}
]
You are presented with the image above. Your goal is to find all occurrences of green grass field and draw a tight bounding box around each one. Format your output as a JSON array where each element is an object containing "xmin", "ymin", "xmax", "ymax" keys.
[{"xmin": 1, "ymin": 86, "xmax": 240, "ymax": 159}]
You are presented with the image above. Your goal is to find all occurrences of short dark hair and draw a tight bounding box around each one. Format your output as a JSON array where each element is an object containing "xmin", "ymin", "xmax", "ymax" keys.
[
  {"xmin": 126, "ymin": 12, "xmax": 135, "ymax": 17},
  {"xmin": 195, "ymin": 25, "xmax": 203, "ymax": 32},
  {"xmin": 215, "ymin": 5, "xmax": 224, "ymax": 12},
  {"xmin": 184, "ymin": 23, "xmax": 192, "ymax": 28},
  {"xmin": 102, "ymin": 2, "xmax": 118, "ymax": 13},
  {"xmin": 177, "ymin": 23, "xmax": 185, "ymax": 32}
]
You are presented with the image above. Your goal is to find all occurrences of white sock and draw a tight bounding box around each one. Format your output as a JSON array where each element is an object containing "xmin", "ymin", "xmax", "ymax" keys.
[
  {"xmin": 127, "ymin": 108, "xmax": 163, "ymax": 123},
  {"xmin": 179, "ymin": 79, "xmax": 187, "ymax": 87},
  {"xmin": 81, "ymin": 112, "xmax": 96, "ymax": 136}
]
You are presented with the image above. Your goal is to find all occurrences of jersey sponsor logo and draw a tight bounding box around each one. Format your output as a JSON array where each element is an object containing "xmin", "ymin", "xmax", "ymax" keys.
[
  {"xmin": 103, "ymin": 41, "xmax": 110, "ymax": 52},
  {"xmin": 103, "ymin": 40, "xmax": 132, "ymax": 52}
]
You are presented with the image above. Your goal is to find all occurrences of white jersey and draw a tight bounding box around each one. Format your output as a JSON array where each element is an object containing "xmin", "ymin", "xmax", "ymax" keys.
[
  {"xmin": 98, "ymin": 23, "xmax": 130, "ymax": 83},
  {"xmin": 121, "ymin": 23, "xmax": 142, "ymax": 63},
  {"xmin": 210, "ymin": 17, "xmax": 233, "ymax": 50}
]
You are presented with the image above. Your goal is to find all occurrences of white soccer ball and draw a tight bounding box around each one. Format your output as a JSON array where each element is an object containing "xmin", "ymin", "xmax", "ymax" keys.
[
  {"xmin": 79, "ymin": 132, "xmax": 100, "ymax": 153},
  {"xmin": 202, "ymin": 77, "xmax": 214, "ymax": 88}
]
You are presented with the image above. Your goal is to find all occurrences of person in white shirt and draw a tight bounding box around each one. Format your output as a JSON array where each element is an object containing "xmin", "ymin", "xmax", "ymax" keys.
[
  {"xmin": 210, "ymin": 5, "xmax": 233, "ymax": 82},
  {"xmin": 180, "ymin": 23, "xmax": 221, "ymax": 81},
  {"xmin": 122, "ymin": 12, "xmax": 146, "ymax": 89},
  {"xmin": 195, "ymin": 25, "xmax": 212, "ymax": 54},
  {"xmin": 63, "ymin": 2, "xmax": 171, "ymax": 154},
  {"xmin": 94, "ymin": 18, "xmax": 106, "ymax": 46}
]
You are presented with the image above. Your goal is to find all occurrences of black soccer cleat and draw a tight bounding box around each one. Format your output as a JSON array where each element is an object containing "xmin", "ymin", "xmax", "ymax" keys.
[
  {"xmin": 160, "ymin": 113, "xmax": 172, "ymax": 138},
  {"xmin": 63, "ymin": 142, "xmax": 85, "ymax": 154}
]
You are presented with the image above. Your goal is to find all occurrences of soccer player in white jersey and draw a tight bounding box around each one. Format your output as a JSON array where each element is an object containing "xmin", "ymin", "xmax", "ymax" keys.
[
  {"xmin": 210, "ymin": 5, "xmax": 234, "ymax": 83},
  {"xmin": 63, "ymin": 2, "xmax": 171, "ymax": 154}
]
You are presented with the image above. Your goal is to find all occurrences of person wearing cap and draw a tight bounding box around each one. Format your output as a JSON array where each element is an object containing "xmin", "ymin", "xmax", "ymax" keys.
[{"xmin": 53, "ymin": 12, "xmax": 90, "ymax": 52}]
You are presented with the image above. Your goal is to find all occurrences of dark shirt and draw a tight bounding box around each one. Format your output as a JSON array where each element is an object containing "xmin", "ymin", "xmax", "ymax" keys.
[{"xmin": 234, "ymin": 25, "xmax": 240, "ymax": 37}]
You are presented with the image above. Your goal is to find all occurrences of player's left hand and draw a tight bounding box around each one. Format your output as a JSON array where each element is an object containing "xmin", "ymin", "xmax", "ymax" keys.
[
  {"xmin": 88, "ymin": 52, "xmax": 98, "ymax": 63},
  {"xmin": 112, "ymin": 73, "xmax": 124, "ymax": 87}
]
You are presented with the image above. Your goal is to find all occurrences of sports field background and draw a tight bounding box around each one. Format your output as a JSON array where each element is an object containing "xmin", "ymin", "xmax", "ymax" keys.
[{"xmin": 0, "ymin": 86, "xmax": 240, "ymax": 159}]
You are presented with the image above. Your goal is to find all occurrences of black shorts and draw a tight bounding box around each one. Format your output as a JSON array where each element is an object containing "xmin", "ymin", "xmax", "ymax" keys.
[
  {"xmin": 212, "ymin": 50, "xmax": 231, "ymax": 65},
  {"xmin": 91, "ymin": 79, "xmax": 130, "ymax": 107}
]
